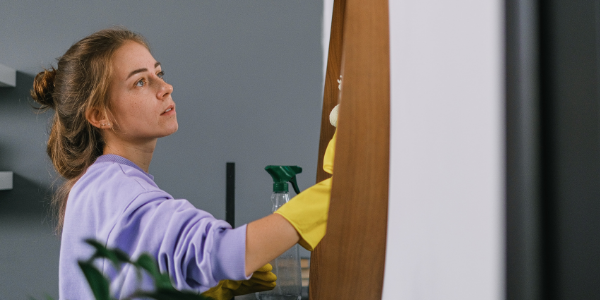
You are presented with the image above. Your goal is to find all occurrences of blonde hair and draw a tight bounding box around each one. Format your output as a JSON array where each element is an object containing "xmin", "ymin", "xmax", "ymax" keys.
[{"xmin": 31, "ymin": 27, "xmax": 149, "ymax": 232}]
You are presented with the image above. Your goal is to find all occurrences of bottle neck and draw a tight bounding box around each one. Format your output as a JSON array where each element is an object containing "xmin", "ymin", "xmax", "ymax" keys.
[{"xmin": 271, "ymin": 192, "xmax": 290, "ymax": 213}]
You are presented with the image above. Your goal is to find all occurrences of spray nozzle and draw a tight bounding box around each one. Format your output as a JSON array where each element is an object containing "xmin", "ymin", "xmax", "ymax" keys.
[{"xmin": 265, "ymin": 165, "xmax": 302, "ymax": 194}]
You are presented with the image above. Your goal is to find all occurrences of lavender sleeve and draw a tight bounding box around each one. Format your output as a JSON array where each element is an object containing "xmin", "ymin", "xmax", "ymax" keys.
[
  {"xmin": 106, "ymin": 191, "xmax": 250, "ymax": 294},
  {"xmin": 59, "ymin": 157, "xmax": 251, "ymax": 299}
]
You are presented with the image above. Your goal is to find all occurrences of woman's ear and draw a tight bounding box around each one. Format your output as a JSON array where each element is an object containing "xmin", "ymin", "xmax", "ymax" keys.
[{"xmin": 86, "ymin": 107, "xmax": 112, "ymax": 129}]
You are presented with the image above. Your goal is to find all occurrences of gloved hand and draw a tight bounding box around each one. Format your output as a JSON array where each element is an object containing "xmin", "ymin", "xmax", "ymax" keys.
[
  {"xmin": 201, "ymin": 263, "xmax": 277, "ymax": 300},
  {"xmin": 274, "ymin": 131, "xmax": 336, "ymax": 251}
]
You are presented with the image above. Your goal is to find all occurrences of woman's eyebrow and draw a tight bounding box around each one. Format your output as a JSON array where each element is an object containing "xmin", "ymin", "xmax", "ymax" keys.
[{"xmin": 126, "ymin": 62, "xmax": 161, "ymax": 80}]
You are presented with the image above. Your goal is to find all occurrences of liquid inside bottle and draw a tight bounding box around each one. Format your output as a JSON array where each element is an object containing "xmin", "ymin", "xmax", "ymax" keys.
[{"xmin": 256, "ymin": 192, "xmax": 302, "ymax": 300}]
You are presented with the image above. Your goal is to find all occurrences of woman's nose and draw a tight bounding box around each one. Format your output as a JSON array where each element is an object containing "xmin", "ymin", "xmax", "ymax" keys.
[{"xmin": 156, "ymin": 80, "xmax": 173, "ymax": 100}]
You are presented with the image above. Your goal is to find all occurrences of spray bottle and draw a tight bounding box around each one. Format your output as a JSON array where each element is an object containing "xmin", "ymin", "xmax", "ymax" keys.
[{"xmin": 256, "ymin": 165, "xmax": 303, "ymax": 300}]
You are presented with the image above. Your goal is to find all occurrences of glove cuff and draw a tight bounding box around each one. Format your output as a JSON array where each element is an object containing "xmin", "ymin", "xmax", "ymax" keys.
[{"xmin": 274, "ymin": 177, "xmax": 332, "ymax": 251}]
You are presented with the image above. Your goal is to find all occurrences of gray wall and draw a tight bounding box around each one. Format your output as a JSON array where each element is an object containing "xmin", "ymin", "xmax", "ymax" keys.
[{"xmin": 0, "ymin": 1, "xmax": 324, "ymax": 298}]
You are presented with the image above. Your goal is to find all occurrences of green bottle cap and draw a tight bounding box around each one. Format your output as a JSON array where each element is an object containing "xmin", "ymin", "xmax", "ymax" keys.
[{"xmin": 265, "ymin": 165, "xmax": 302, "ymax": 193}]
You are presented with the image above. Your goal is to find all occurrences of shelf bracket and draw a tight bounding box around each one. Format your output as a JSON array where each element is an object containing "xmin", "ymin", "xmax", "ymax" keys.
[
  {"xmin": 0, "ymin": 171, "xmax": 13, "ymax": 190},
  {"xmin": 0, "ymin": 63, "xmax": 16, "ymax": 87}
]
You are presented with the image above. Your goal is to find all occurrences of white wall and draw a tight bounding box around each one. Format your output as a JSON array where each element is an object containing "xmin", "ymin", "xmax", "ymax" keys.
[
  {"xmin": 383, "ymin": 1, "xmax": 504, "ymax": 299},
  {"xmin": 322, "ymin": 0, "xmax": 334, "ymax": 81}
]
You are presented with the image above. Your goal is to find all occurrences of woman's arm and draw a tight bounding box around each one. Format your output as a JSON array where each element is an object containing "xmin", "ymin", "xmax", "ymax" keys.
[
  {"xmin": 244, "ymin": 132, "xmax": 337, "ymax": 276},
  {"xmin": 245, "ymin": 214, "xmax": 300, "ymax": 276}
]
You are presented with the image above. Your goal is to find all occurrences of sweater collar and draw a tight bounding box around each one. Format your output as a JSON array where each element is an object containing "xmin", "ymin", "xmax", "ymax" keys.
[{"xmin": 94, "ymin": 154, "xmax": 155, "ymax": 181}]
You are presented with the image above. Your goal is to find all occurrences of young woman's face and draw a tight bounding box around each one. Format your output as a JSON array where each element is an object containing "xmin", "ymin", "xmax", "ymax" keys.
[{"xmin": 108, "ymin": 41, "xmax": 178, "ymax": 143}]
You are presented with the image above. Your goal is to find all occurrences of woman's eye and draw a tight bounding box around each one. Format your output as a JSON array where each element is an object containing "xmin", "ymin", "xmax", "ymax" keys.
[
  {"xmin": 135, "ymin": 78, "xmax": 145, "ymax": 87},
  {"xmin": 157, "ymin": 71, "xmax": 165, "ymax": 79}
]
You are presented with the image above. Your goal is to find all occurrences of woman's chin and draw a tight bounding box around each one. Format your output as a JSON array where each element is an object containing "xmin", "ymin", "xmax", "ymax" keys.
[{"xmin": 163, "ymin": 122, "xmax": 179, "ymax": 137}]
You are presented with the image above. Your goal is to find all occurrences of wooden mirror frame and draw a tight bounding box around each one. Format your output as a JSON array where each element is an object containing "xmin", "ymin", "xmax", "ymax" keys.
[{"xmin": 310, "ymin": 0, "xmax": 390, "ymax": 298}]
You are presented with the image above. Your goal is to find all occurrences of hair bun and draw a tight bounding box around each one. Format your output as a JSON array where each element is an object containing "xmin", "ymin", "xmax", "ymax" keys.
[{"xmin": 31, "ymin": 68, "xmax": 57, "ymax": 109}]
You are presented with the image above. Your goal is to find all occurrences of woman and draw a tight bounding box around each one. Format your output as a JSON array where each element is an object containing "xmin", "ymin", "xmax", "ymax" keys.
[{"xmin": 31, "ymin": 28, "xmax": 333, "ymax": 299}]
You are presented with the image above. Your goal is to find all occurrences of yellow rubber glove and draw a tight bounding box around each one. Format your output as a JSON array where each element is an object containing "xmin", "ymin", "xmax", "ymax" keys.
[
  {"xmin": 323, "ymin": 131, "xmax": 336, "ymax": 175},
  {"xmin": 274, "ymin": 132, "xmax": 336, "ymax": 251},
  {"xmin": 201, "ymin": 263, "xmax": 277, "ymax": 300}
]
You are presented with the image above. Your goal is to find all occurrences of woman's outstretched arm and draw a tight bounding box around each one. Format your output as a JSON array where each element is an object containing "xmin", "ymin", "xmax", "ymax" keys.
[
  {"xmin": 245, "ymin": 132, "xmax": 337, "ymax": 276},
  {"xmin": 245, "ymin": 214, "xmax": 300, "ymax": 276}
]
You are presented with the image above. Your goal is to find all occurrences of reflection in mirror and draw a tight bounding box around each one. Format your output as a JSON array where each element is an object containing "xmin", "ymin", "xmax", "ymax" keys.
[{"xmin": 0, "ymin": 2, "xmax": 327, "ymax": 299}]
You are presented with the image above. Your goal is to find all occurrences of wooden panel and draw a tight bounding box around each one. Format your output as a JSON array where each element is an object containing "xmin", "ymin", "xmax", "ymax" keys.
[
  {"xmin": 309, "ymin": 0, "xmax": 346, "ymax": 297},
  {"xmin": 310, "ymin": 0, "xmax": 390, "ymax": 298}
]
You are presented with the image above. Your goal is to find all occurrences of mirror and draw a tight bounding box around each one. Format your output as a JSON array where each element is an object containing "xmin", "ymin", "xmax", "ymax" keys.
[{"xmin": 0, "ymin": 2, "xmax": 328, "ymax": 299}]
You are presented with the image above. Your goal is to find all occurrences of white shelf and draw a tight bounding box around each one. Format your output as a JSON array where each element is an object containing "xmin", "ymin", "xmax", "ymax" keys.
[
  {"xmin": 0, "ymin": 63, "xmax": 16, "ymax": 87},
  {"xmin": 0, "ymin": 171, "xmax": 13, "ymax": 190}
]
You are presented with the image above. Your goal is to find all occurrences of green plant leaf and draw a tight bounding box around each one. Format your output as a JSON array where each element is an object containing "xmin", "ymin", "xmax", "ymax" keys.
[
  {"xmin": 132, "ymin": 287, "xmax": 213, "ymax": 300},
  {"xmin": 134, "ymin": 254, "xmax": 174, "ymax": 290},
  {"xmin": 134, "ymin": 254, "xmax": 160, "ymax": 277},
  {"xmin": 27, "ymin": 294, "xmax": 54, "ymax": 300},
  {"xmin": 27, "ymin": 293, "xmax": 55, "ymax": 300},
  {"xmin": 44, "ymin": 294, "xmax": 55, "ymax": 300},
  {"xmin": 78, "ymin": 261, "xmax": 112, "ymax": 300},
  {"xmin": 84, "ymin": 239, "xmax": 131, "ymax": 270},
  {"xmin": 77, "ymin": 239, "xmax": 215, "ymax": 300}
]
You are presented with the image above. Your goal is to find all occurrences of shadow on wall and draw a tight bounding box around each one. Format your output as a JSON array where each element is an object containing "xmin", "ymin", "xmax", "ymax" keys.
[
  {"xmin": 0, "ymin": 172, "xmax": 53, "ymax": 218},
  {"xmin": 0, "ymin": 71, "xmax": 54, "ymax": 220},
  {"xmin": 0, "ymin": 71, "xmax": 36, "ymax": 110}
]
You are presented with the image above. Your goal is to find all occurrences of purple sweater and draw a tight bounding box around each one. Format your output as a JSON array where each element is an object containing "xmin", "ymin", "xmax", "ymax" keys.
[{"xmin": 59, "ymin": 155, "xmax": 248, "ymax": 299}]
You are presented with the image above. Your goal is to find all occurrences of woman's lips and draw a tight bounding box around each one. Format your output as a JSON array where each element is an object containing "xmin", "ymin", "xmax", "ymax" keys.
[{"xmin": 161, "ymin": 105, "xmax": 175, "ymax": 116}]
